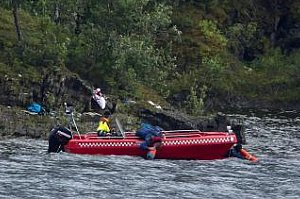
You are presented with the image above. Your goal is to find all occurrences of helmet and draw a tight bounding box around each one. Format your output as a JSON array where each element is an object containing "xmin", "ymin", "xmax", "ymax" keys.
[{"xmin": 96, "ymin": 88, "xmax": 101, "ymax": 93}]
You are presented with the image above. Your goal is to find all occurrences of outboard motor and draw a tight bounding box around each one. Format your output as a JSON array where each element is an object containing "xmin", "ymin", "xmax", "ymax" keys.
[
  {"xmin": 48, "ymin": 126, "xmax": 73, "ymax": 153},
  {"xmin": 232, "ymin": 125, "xmax": 246, "ymax": 145},
  {"xmin": 228, "ymin": 124, "xmax": 258, "ymax": 162}
]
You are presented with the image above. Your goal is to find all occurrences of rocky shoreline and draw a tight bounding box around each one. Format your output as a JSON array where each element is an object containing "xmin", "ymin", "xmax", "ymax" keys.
[
  {"xmin": 1, "ymin": 68, "xmax": 298, "ymax": 141},
  {"xmin": 0, "ymin": 103, "xmax": 236, "ymax": 141},
  {"xmin": 0, "ymin": 105, "xmax": 96, "ymax": 140}
]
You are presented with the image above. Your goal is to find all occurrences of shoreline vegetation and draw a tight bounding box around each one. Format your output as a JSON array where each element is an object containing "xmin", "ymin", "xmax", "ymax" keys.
[{"xmin": 1, "ymin": 1, "xmax": 299, "ymax": 139}]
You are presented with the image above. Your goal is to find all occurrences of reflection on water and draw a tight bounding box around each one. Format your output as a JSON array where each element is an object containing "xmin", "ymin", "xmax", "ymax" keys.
[{"xmin": 0, "ymin": 111, "xmax": 299, "ymax": 199}]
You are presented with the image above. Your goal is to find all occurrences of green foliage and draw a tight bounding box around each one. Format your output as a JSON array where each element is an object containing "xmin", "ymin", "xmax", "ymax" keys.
[
  {"xmin": 199, "ymin": 19, "xmax": 227, "ymax": 54},
  {"xmin": 1, "ymin": 0, "xmax": 300, "ymax": 114},
  {"xmin": 202, "ymin": 55, "xmax": 226, "ymax": 75},
  {"xmin": 184, "ymin": 85, "xmax": 207, "ymax": 115},
  {"xmin": 255, "ymin": 48, "xmax": 285, "ymax": 71},
  {"xmin": 198, "ymin": 19, "xmax": 241, "ymax": 93},
  {"xmin": 226, "ymin": 22, "xmax": 259, "ymax": 59},
  {"xmin": 240, "ymin": 48, "xmax": 300, "ymax": 102},
  {"xmin": 110, "ymin": 35, "xmax": 175, "ymax": 94},
  {"xmin": 23, "ymin": 19, "xmax": 70, "ymax": 67},
  {"xmin": 65, "ymin": 0, "xmax": 176, "ymax": 98},
  {"xmin": 0, "ymin": 7, "xmax": 70, "ymax": 68}
]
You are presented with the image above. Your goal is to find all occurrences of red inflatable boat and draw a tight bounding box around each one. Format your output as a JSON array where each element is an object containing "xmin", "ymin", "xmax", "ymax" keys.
[
  {"xmin": 59, "ymin": 130, "xmax": 239, "ymax": 160},
  {"xmin": 48, "ymin": 117, "xmax": 257, "ymax": 161}
]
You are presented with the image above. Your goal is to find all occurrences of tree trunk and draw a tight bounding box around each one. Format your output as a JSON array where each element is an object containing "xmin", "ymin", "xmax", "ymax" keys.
[
  {"xmin": 54, "ymin": 3, "xmax": 61, "ymax": 24},
  {"xmin": 12, "ymin": 2, "xmax": 22, "ymax": 42}
]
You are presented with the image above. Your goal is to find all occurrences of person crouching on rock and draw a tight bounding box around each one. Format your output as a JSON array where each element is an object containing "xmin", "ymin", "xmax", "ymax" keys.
[
  {"xmin": 97, "ymin": 111, "xmax": 112, "ymax": 136},
  {"xmin": 91, "ymin": 87, "xmax": 117, "ymax": 115}
]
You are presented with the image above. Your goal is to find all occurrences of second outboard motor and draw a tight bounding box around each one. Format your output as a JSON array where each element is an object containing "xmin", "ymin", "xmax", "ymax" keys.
[
  {"xmin": 48, "ymin": 126, "xmax": 72, "ymax": 153},
  {"xmin": 232, "ymin": 125, "xmax": 246, "ymax": 145}
]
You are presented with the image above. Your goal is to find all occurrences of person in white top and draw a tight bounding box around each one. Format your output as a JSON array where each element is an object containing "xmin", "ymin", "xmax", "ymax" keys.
[
  {"xmin": 92, "ymin": 88, "xmax": 106, "ymax": 109},
  {"xmin": 91, "ymin": 87, "xmax": 117, "ymax": 115}
]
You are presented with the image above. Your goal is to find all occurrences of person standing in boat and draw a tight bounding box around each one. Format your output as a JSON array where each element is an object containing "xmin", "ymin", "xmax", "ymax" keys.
[{"xmin": 97, "ymin": 111, "xmax": 112, "ymax": 136}]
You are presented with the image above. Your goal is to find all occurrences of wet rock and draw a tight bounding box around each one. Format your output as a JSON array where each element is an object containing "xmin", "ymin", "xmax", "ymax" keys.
[{"xmin": 138, "ymin": 108, "xmax": 232, "ymax": 132}]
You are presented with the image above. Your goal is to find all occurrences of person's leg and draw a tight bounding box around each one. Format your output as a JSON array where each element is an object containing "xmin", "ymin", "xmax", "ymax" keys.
[{"xmin": 97, "ymin": 131, "xmax": 105, "ymax": 136}]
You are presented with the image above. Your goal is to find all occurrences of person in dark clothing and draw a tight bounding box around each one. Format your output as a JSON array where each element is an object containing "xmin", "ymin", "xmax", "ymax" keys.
[{"xmin": 136, "ymin": 123, "xmax": 164, "ymax": 159}]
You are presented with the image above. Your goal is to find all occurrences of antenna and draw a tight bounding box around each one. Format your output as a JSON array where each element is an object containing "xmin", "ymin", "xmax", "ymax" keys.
[
  {"xmin": 115, "ymin": 118, "xmax": 125, "ymax": 138},
  {"xmin": 64, "ymin": 102, "xmax": 81, "ymax": 139}
]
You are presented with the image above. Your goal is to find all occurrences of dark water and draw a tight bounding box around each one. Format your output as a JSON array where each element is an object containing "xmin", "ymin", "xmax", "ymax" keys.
[{"xmin": 1, "ymin": 111, "xmax": 299, "ymax": 199}]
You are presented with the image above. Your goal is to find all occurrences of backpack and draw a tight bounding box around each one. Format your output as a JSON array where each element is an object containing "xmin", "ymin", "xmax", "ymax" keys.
[
  {"xmin": 136, "ymin": 123, "xmax": 163, "ymax": 139},
  {"xmin": 27, "ymin": 103, "xmax": 44, "ymax": 114}
]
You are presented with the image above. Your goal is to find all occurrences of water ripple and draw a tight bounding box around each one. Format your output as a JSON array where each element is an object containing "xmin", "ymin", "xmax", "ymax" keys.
[{"xmin": 1, "ymin": 111, "xmax": 300, "ymax": 199}]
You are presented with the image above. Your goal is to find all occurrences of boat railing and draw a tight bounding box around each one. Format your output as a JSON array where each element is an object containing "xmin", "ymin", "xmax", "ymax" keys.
[
  {"xmin": 87, "ymin": 136, "xmax": 128, "ymax": 140},
  {"xmin": 73, "ymin": 131, "xmax": 232, "ymax": 141},
  {"xmin": 80, "ymin": 133, "xmax": 228, "ymax": 140},
  {"xmin": 164, "ymin": 134, "xmax": 202, "ymax": 138},
  {"xmin": 162, "ymin": 130, "xmax": 201, "ymax": 133},
  {"xmin": 78, "ymin": 134, "xmax": 203, "ymax": 140},
  {"xmin": 73, "ymin": 132, "xmax": 128, "ymax": 140}
]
